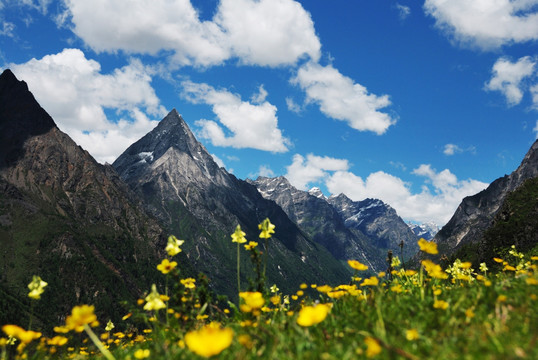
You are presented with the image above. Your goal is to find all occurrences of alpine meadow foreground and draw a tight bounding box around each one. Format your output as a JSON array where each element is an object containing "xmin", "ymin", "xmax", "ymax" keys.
[{"xmin": 1, "ymin": 219, "xmax": 537, "ymax": 360}]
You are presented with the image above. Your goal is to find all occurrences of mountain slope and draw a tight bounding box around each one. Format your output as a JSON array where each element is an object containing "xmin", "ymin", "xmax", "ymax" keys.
[
  {"xmin": 327, "ymin": 194, "xmax": 419, "ymax": 261},
  {"xmin": 248, "ymin": 176, "xmax": 385, "ymax": 271},
  {"xmin": 113, "ymin": 110, "xmax": 351, "ymax": 296},
  {"xmin": 0, "ymin": 69, "xmax": 164, "ymax": 327},
  {"xmin": 434, "ymin": 140, "xmax": 538, "ymax": 255}
]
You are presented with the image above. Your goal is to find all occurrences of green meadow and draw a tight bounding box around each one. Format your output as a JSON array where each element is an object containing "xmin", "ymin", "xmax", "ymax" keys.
[{"xmin": 2, "ymin": 220, "xmax": 537, "ymax": 359}]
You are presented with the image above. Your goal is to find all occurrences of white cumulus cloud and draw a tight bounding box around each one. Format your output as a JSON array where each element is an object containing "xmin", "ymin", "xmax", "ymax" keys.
[
  {"xmin": 291, "ymin": 62, "xmax": 396, "ymax": 135},
  {"xmin": 285, "ymin": 153, "xmax": 350, "ymax": 190},
  {"xmin": 424, "ymin": 0, "xmax": 538, "ymax": 49},
  {"xmin": 10, "ymin": 48, "xmax": 166, "ymax": 163},
  {"xmin": 395, "ymin": 3, "xmax": 411, "ymax": 20},
  {"xmin": 485, "ymin": 56, "xmax": 536, "ymax": 106},
  {"xmin": 325, "ymin": 165, "xmax": 487, "ymax": 225},
  {"xmin": 61, "ymin": 0, "xmax": 320, "ymax": 68},
  {"xmin": 283, "ymin": 153, "xmax": 488, "ymax": 225},
  {"xmin": 181, "ymin": 81, "xmax": 290, "ymax": 153}
]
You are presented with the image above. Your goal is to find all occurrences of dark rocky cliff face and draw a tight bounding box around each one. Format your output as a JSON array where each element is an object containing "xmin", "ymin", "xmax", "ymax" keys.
[
  {"xmin": 0, "ymin": 69, "xmax": 164, "ymax": 328},
  {"xmin": 327, "ymin": 195, "xmax": 419, "ymax": 261},
  {"xmin": 434, "ymin": 140, "xmax": 538, "ymax": 255},
  {"xmin": 249, "ymin": 176, "xmax": 385, "ymax": 271},
  {"xmin": 113, "ymin": 111, "xmax": 351, "ymax": 296}
]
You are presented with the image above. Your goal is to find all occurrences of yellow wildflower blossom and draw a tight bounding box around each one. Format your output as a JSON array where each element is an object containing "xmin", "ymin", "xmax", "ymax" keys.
[
  {"xmin": 422, "ymin": 260, "xmax": 449, "ymax": 279},
  {"xmin": 47, "ymin": 336, "xmax": 68, "ymax": 346},
  {"xmin": 347, "ymin": 260, "xmax": 369, "ymax": 271},
  {"xmin": 316, "ymin": 285, "xmax": 333, "ymax": 293},
  {"xmin": 165, "ymin": 235, "xmax": 184, "ymax": 256},
  {"xmin": 493, "ymin": 257, "xmax": 503, "ymax": 263},
  {"xmin": 27, "ymin": 275, "xmax": 48, "ymax": 300},
  {"xmin": 258, "ymin": 218, "xmax": 275, "ymax": 239},
  {"xmin": 231, "ymin": 225, "xmax": 247, "ymax": 244},
  {"xmin": 2, "ymin": 325, "xmax": 41, "ymax": 344},
  {"xmin": 184, "ymin": 322, "xmax": 233, "ymax": 358},
  {"xmin": 497, "ymin": 295, "xmax": 507, "ymax": 303},
  {"xmin": 65, "ymin": 305, "xmax": 98, "ymax": 332},
  {"xmin": 526, "ymin": 277, "xmax": 538, "ymax": 285},
  {"xmin": 433, "ymin": 300, "xmax": 449, "ymax": 310},
  {"xmin": 244, "ymin": 241, "xmax": 258, "ymax": 250},
  {"xmin": 143, "ymin": 284, "xmax": 166, "ymax": 311},
  {"xmin": 181, "ymin": 278, "xmax": 196, "ymax": 289},
  {"xmin": 270, "ymin": 295, "xmax": 281, "ymax": 306},
  {"xmin": 296, "ymin": 304, "xmax": 331, "ymax": 327},
  {"xmin": 391, "ymin": 284, "xmax": 403, "ymax": 293},
  {"xmin": 406, "ymin": 329, "xmax": 419, "ymax": 341},
  {"xmin": 418, "ymin": 238, "xmax": 438, "ymax": 254},
  {"xmin": 465, "ymin": 308, "xmax": 475, "ymax": 319},
  {"xmin": 364, "ymin": 337, "xmax": 382, "ymax": 357},
  {"xmin": 360, "ymin": 276, "xmax": 379, "ymax": 287},
  {"xmin": 105, "ymin": 320, "xmax": 114, "ymax": 332},
  {"xmin": 134, "ymin": 349, "xmax": 151, "ymax": 359},
  {"xmin": 156, "ymin": 258, "xmax": 177, "ymax": 274},
  {"xmin": 239, "ymin": 292, "xmax": 265, "ymax": 313},
  {"xmin": 531, "ymin": 256, "xmax": 538, "ymax": 261}
]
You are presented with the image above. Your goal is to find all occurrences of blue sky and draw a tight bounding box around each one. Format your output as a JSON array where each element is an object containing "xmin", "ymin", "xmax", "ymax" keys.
[{"xmin": 1, "ymin": 0, "xmax": 537, "ymax": 226}]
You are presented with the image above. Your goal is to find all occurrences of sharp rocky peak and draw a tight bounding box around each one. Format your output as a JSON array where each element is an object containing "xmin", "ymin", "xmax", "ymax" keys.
[
  {"xmin": 0, "ymin": 69, "xmax": 56, "ymax": 167},
  {"xmin": 113, "ymin": 109, "xmax": 218, "ymax": 181}
]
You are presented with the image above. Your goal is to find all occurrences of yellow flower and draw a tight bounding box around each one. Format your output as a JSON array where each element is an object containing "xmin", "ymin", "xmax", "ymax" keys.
[
  {"xmin": 244, "ymin": 241, "xmax": 258, "ymax": 250},
  {"xmin": 258, "ymin": 218, "xmax": 275, "ymax": 239},
  {"xmin": 390, "ymin": 284, "xmax": 403, "ymax": 293},
  {"xmin": 493, "ymin": 257, "xmax": 504, "ymax": 263},
  {"xmin": 184, "ymin": 323, "xmax": 233, "ymax": 358},
  {"xmin": 418, "ymin": 238, "xmax": 438, "ymax": 254},
  {"xmin": 404, "ymin": 269, "xmax": 417, "ymax": 276},
  {"xmin": 134, "ymin": 349, "xmax": 151, "ymax": 359},
  {"xmin": 422, "ymin": 260, "xmax": 449, "ymax": 279},
  {"xmin": 526, "ymin": 277, "xmax": 538, "ymax": 285},
  {"xmin": 364, "ymin": 337, "xmax": 382, "ymax": 357},
  {"xmin": 460, "ymin": 262, "xmax": 472, "ymax": 269},
  {"xmin": 406, "ymin": 329, "xmax": 419, "ymax": 341},
  {"xmin": 231, "ymin": 224, "xmax": 247, "ymax": 244},
  {"xmin": 2, "ymin": 325, "xmax": 41, "ymax": 344},
  {"xmin": 270, "ymin": 284, "xmax": 279, "ymax": 293},
  {"xmin": 65, "ymin": 305, "xmax": 98, "ymax": 332},
  {"xmin": 316, "ymin": 285, "xmax": 333, "ymax": 293},
  {"xmin": 181, "ymin": 278, "xmax": 196, "ymax": 289},
  {"xmin": 433, "ymin": 300, "xmax": 449, "ymax": 310},
  {"xmin": 156, "ymin": 258, "xmax": 177, "ymax": 274},
  {"xmin": 296, "ymin": 304, "xmax": 331, "ymax": 327},
  {"xmin": 165, "ymin": 235, "xmax": 184, "ymax": 256},
  {"xmin": 497, "ymin": 295, "xmax": 507, "ymax": 303},
  {"xmin": 347, "ymin": 260, "xmax": 369, "ymax": 271},
  {"xmin": 270, "ymin": 295, "xmax": 281, "ymax": 305},
  {"xmin": 47, "ymin": 336, "xmax": 68, "ymax": 346},
  {"xmin": 503, "ymin": 264, "xmax": 516, "ymax": 271},
  {"xmin": 239, "ymin": 292, "xmax": 265, "ymax": 312},
  {"xmin": 531, "ymin": 256, "xmax": 538, "ymax": 261},
  {"xmin": 27, "ymin": 275, "xmax": 47, "ymax": 300},
  {"xmin": 465, "ymin": 308, "xmax": 475, "ymax": 319},
  {"xmin": 105, "ymin": 320, "xmax": 115, "ymax": 332},
  {"xmin": 360, "ymin": 276, "xmax": 379, "ymax": 287},
  {"xmin": 143, "ymin": 284, "xmax": 166, "ymax": 311}
]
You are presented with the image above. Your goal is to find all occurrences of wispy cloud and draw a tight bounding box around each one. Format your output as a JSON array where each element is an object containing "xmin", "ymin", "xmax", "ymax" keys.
[{"xmin": 395, "ymin": 3, "xmax": 411, "ymax": 21}]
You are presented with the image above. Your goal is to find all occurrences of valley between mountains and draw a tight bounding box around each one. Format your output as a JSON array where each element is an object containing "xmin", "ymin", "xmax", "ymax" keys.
[{"xmin": 1, "ymin": 68, "xmax": 537, "ymax": 327}]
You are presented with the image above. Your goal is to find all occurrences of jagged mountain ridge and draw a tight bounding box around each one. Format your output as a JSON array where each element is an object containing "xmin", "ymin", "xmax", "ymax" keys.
[
  {"xmin": 249, "ymin": 176, "xmax": 419, "ymax": 269},
  {"xmin": 434, "ymin": 140, "xmax": 538, "ymax": 254},
  {"xmin": 408, "ymin": 222, "xmax": 440, "ymax": 241},
  {"xmin": 248, "ymin": 176, "xmax": 383, "ymax": 271},
  {"xmin": 0, "ymin": 69, "xmax": 165, "ymax": 327},
  {"xmin": 113, "ymin": 110, "xmax": 351, "ymax": 296},
  {"xmin": 326, "ymin": 194, "xmax": 419, "ymax": 260}
]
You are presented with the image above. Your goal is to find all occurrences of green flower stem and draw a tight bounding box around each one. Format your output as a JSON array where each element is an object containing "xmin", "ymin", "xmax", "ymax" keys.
[
  {"xmin": 84, "ymin": 324, "xmax": 115, "ymax": 360},
  {"xmin": 236, "ymin": 242, "xmax": 241, "ymax": 294}
]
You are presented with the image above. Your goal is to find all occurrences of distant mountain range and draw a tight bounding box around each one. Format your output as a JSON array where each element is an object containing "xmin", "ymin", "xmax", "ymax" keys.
[{"xmin": 1, "ymin": 68, "xmax": 536, "ymax": 327}]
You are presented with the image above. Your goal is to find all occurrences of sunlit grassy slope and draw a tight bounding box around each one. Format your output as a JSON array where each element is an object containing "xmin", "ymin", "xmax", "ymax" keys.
[{"xmin": 1, "ymin": 221, "xmax": 537, "ymax": 360}]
